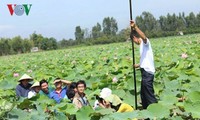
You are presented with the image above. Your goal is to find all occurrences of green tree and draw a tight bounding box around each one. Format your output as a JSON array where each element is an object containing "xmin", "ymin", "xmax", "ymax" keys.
[
  {"xmin": 11, "ymin": 36, "xmax": 23, "ymax": 53},
  {"xmin": 136, "ymin": 12, "xmax": 158, "ymax": 31},
  {"xmin": 83, "ymin": 28, "xmax": 90, "ymax": 39},
  {"xmin": 196, "ymin": 12, "xmax": 200, "ymax": 27},
  {"xmin": 186, "ymin": 12, "xmax": 197, "ymax": 28},
  {"xmin": 159, "ymin": 15, "xmax": 168, "ymax": 31},
  {"xmin": 92, "ymin": 23, "xmax": 102, "ymax": 39},
  {"xmin": 40, "ymin": 38, "xmax": 48, "ymax": 50},
  {"xmin": 30, "ymin": 32, "xmax": 38, "ymax": 47},
  {"xmin": 177, "ymin": 13, "xmax": 187, "ymax": 30},
  {"xmin": 30, "ymin": 32, "xmax": 45, "ymax": 49},
  {"xmin": 75, "ymin": 26, "xmax": 84, "ymax": 44},
  {"xmin": 48, "ymin": 37, "xmax": 57, "ymax": 50},
  {"xmin": 36, "ymin": 34, "xmax": 44, "ymax": 49},
  {"xmin": 110, "ymin": 17, "xmax": 118, "ymax": 35},
  {"xmin": 118, "ymin": 27, "xmax": 131, "ymax": 41},
  {"xmin": 0, "ymin": 38, "xmax": 11, "ymax": 55},
  {"xmin": 102, "ymin": 17, "xmax": 118, "ymax": 36},
  {"xmin": 136, "ymin": 12, "xmax": 160, "ymax": 37},
  {"xmin": 22, "ymin": 39, "xmax": 33, "ymax": 53}
]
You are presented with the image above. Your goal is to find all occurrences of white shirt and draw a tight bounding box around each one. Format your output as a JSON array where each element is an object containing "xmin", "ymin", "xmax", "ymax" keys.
[
  {"xmin": 28, "ymin": 90, "xmax": 37, "ymax": 99},
  {"xmin": 140, "ymin": 38, "xmax": 155, "ymax": 74}
]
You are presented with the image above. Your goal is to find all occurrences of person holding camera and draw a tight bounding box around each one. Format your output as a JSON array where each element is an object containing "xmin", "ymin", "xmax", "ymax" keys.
[
  {"xmin": 95, "ymin": 88, "xmax": 133, "ymax": 112},
  {"xmin": 93, "ymin": 88, "xmax": 112, "ymax": 109}
]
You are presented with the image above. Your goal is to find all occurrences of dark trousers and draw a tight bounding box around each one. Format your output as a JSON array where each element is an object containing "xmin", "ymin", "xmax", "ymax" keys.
[{"xmin": 140, "ymin": 68, "xmax": 157, "ymax": 109}]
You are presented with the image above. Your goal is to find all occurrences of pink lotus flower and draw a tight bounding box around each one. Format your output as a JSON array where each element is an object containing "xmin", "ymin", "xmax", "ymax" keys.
[
  {"xmin": 13, "ymin": 73, "xmax": 19, "ymax": 77},
  {"xmin": 112, "ymin": 77, "xmax": 118, "ymax": 83},
  {"xmin": 181, "ymin": 53, "xmax": 188, "ymax": 59}
]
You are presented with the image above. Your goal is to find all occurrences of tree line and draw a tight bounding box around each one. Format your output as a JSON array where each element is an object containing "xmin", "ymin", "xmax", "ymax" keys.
[
  {"xmin": 0, "ymin": 34, "xmax": 58, "ymax": 56},
  {"xmin": 0, "ymin": 11, "xmax": 200, "ymax": 56}
]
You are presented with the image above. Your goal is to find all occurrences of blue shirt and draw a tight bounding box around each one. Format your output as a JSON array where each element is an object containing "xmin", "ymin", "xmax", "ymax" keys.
[
  {"xmin": 50, "ymin": 87, "xmax": 68, "ymax": 103},
  {"xmin": 16, "ymin": 83, "xmax": 32, "ymax": 97}
]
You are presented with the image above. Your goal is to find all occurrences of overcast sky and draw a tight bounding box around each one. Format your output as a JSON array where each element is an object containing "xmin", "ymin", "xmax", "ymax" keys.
[{"xmin": 0, "ymin": 0, "xmax": 200, "ymax": 40}]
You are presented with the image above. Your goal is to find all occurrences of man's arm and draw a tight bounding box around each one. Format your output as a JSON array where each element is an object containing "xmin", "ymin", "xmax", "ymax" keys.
[
  {"xmin": 130, "ymin": 21, "xmax": 147, "ymax": 44},
  {"xmin": 53, "ymin": 79, "xmax": 71, "ymax": 85},
  {"xmin": 61, "ymin": 80, "xmax": 71, "ymax": 85}
]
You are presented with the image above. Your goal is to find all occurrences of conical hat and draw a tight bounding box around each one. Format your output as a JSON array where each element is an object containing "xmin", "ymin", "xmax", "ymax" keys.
[
  {"xmin": 18, "ymin": 74, "xmax": 33, "ymax": 82},
  {"xmin": 30, "ymin": 81, "xmax": 40, "ymax": 88},
  {"xmin": 104, "ymin": 94, "xmax": 122, "ymax": 106}
]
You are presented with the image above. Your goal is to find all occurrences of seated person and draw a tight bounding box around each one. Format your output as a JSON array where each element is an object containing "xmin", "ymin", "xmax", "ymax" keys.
[
  {"xmin": 28, "ymin": 81, "xmax": 41, "ymax": 99},
  {"xmin": 16, "ymin": 74, "xmax": 33, "ymax": 98},
  {"xmin": 73, "ymin": 80, "xmax": 90, "ymax": 109},
  {"xmin": 97, "ymin": 94, "xmax": 134, "ymax": 113},
  {"xmin": 50, "ymin": 78, "xmax": 71, "ymax": 103},
  {"xmin": 93, "ymin": 88, "xmax": 112, "ymax": 110},
  {"xmin": 39, "ymin": 79, "xmax": 53, "ymax": 97}
]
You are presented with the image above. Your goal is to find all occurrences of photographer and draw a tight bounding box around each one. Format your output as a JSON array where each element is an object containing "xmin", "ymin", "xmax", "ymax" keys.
[
  {"xmin": 93, "ymin": 88, "xmax": 112, "ymax": 109},
  {"xmin": 94, "ymin": 88, "xmax": 133, "ymax": 112}
]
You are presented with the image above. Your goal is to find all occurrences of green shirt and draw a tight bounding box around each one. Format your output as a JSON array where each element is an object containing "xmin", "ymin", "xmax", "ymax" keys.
[{"xmin": 39, "ymin": 87, "xmax": 53, "ymax": 98}]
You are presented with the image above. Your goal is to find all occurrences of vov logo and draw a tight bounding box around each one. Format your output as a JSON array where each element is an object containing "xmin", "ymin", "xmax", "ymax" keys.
[{"xmin": 7, "ymin": 4, "xmax": 32, "ymax": 16}]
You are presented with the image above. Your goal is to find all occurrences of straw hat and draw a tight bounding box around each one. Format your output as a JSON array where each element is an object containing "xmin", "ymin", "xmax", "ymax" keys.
[
  {"xmin": 18, "ymin": 74, "xmax": 33, "ymax": 82},
  {"xmin": 99, "ymin": 88, "xmax": 112, "ymax": 99},
  {"xmin": 30, "ymin": 81, "xmax": 40, "ymax": 88},
  {"xmin": 104, "ymin": 94, "xmax": 122, "ymax": 106}
]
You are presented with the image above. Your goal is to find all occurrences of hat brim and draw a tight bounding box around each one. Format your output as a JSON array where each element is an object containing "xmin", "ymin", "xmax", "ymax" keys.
[
  {"xmin": 30, "ymin": 85, "xmax": 40, "ymax": 89},
  {"xmin": 18, "ymin": 78, "xmax": 33, "ymax": 82}
]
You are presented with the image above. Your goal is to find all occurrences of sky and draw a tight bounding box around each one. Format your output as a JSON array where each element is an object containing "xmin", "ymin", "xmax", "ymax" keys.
[{"xmin": 0, "ymin": 0, "xmax": 200, "ymax": 40}]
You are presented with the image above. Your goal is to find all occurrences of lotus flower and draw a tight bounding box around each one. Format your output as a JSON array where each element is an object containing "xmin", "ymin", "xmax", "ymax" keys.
[
  {"xmin": 91, "ymin": 61, "xmax": 94, "ymax": 64},
  {"xmin": 103, "ymin": 57, "xmax": 107, "ymax": 61},
  {"xmin": 13, "ymin": 73, "xmax": 19, "ymax": 77},
  {"xmin": 181, "ymin": 53, "xmax": 188, "ymax": 59},
  {"xmin": 112, "ymin": 77, "xmax": 118, "ymax": 83},
  {"xmin": 72, "ymin": 60, "xmax": 76, "ymax": 64},
  {"xmin": 27, "ymin": 70, "xmax": 32, "ymax": 73},
  {"xmin": 114, "ymin": 57, "xmax": 118, "ymax": 60}
]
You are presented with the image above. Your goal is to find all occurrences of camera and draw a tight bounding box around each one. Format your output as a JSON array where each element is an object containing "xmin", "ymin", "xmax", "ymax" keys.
[{"xmin": 95, "ymin": 95, "xmax": 103, "ymax": 103}]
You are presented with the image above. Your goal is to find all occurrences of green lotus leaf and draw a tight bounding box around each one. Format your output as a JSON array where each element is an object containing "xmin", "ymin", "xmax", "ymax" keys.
[
  {"xmin": 147, "ymin": 103, "xmax": 170, "ymax": 119},
  {"xmin": 76, "ymin": 106, "xmax": 94, "ymax": 120}
]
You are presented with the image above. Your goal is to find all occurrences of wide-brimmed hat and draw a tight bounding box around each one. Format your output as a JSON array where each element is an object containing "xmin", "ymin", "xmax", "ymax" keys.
[
  {"xmin": 30, "ymin": 81, "xmax": 40, "ymax": 89},
  {"xmin": 18, "ymin": 74, "xmax": 33, "ymax": 82},
  {"xmin": 104, "ymin": 94, "xmax": 122, "ymax": 106},
  {"xmin": 99, "ymin": 88, "xmax": 112, "ymax": 99}
]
